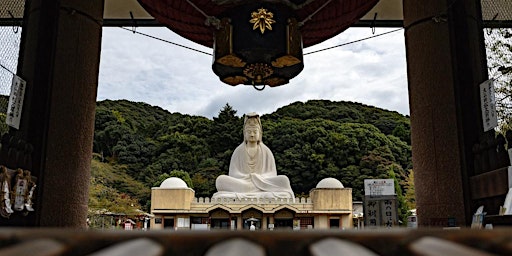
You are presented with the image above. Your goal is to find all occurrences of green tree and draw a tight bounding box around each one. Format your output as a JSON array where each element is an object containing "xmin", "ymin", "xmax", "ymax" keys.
[
  {"xmin": 485, "ymin": 28, "xmax": 512, "ymax": 132},
  {"xmin": 388, "ymin": 165, "xmax": 410, "ymax": 225},
  {"xmin": 266, "ymin": 118, "xmax": 410, "ymax": 196},
  {"xmin": 113, "ymin": 133, "xmax": 156, "ymax": 176},
  {"xmin": 392, "ymin": 123, "xmax": 411, "ymax": 144},
  {"xmin": 208, "ymin": 104, "xmax": 242, "ymax": 172},
  {"xmin": 88, "ymin": 159, "xmax": 149, "ymax": 213},
  {"xmin": 192, "ymin": 158, "xmax": 223, "ymax": 197},
  {"xmin": 93, "ymin": 108, "xmax": 133, "ymax": 159},
  {"xmin": 144, "ymin": 132, "xmax": 209, "ymax": 183},
  {"xmin": 153, "ymin": 170, "xmax": 193, "ymax": 188},
  {"xmin": 404, "ymin": 169, "xmax": 416, "ymax": 210}
]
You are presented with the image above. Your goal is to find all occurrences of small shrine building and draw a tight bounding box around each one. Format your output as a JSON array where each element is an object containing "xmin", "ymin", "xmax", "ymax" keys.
[{"xmin": 150, "ymin": 177, "xmax": 353, "ymax": 230}]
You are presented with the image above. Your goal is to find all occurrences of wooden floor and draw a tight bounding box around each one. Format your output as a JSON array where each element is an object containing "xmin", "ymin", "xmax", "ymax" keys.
[{"xmin": 0, "ymin": 228, "xmax": 511, "ymax": 256}]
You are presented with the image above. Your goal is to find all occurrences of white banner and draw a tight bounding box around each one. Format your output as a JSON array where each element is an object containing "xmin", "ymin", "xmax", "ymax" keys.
[
  {"xmin": 479, "ymin": 79, "xmax": 498, "ymax": 132},
  {"xmin": 6, "ymin": 75, "xmax": 26, "ymax": 129},
  {"xmin": 364, "ymin": 179, "xmax": 395, "ymax": 196}
]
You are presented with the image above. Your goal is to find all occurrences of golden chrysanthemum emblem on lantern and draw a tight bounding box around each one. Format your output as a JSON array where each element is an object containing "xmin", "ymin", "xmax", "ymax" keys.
[{"xmin": 250, "ymin": 8, "xmax": 275, "ymax": 34}]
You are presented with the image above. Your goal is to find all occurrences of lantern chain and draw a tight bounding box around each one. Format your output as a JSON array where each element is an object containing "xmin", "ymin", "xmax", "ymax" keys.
[{"xmin": 303, "ymin": 28, "xmax": 403, "ymax": 55}]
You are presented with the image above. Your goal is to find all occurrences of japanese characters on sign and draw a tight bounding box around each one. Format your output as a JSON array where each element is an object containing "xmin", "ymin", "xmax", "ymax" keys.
[
  {"xmin": 479, "ymin": 79, "xmax": 498, "ymax": 132},
  {"xmin": 364, "ymin": 197, "xmax": 397, "ymax": 228},
  {"xmin": 364, "ymin": 179, "xmax": 395, "ymax": 197},
  {"xmin": 382, "ymin": 199, "xmax": 396, "ymax": 228},
  {"xmin": 364, "ymin": 179, "xmax": 397, "ymax": 228},
  {"xmin": 365, "ymin": 200, "xmax": 380, "ymax": 227},
  {"xmin": 6, "ymin": 75, "xmax": 26, "ymax": 129}
]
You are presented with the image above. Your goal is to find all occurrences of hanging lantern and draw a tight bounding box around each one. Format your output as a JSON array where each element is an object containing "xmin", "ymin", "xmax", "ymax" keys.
[
  {"xmin": 137, "ymin": 0, "xmax": 380, "ymax": 88},
  {"xmin": 212, "ymin": 3, "xmax": 303, "ymax": 87}
]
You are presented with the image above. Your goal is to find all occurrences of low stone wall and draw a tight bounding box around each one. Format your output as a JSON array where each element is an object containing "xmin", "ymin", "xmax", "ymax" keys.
[
  {"xmin": 193, "ymin": 197, "xmax": 311, "ymax": 204},
  {"xmin": 0, "ymin": 228, "xmax": 511, "ymax": 255}
]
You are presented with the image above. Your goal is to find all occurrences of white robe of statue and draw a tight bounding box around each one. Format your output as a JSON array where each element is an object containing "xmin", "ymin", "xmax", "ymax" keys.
[{"xmin": 212, "ymin": 113, "xmax": 294, "ymax": 199}]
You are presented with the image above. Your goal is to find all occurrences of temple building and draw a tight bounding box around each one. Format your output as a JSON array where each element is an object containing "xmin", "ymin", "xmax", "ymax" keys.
[{"xmin": 150, "ymin": 177, "xmax": 354, "ymax": 230}]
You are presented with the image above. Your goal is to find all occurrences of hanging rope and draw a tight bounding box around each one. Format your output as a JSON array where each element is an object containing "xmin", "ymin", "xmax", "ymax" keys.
[
  {"xmin": 298, "ymin": 0, "xmax": 333, "ymax": 27},
  {"xmin": 8, "ymin": 11, "xmax": 19, "ymax": 34},
  {"xmin": 119, "ymin": 27, "xmax": 212, "ymax": 56},
  {"xmin": 184, "ymin": 0, "xmax": 220, "ymax": 28},
  {"xmin": 184, "ymin": 0, "xmax": 210, "ymax": 19},
  {"xmin": 120, "ymin": 26, "xmax": 402, "ymax": 57},
  {"xmin": 404, "ymin": 0, "xmax": 456, "ymax": 32},
  {"xmin": 0, "ymin": 62, "xmax": 16, "ymax": 76},
  {"xmin": 303, "ymin": 28, "xmax": 403, "ymax": 55},
  {"xmin": 130, "ymin": 11, "xmax": 137, "ymax": 33},
  {"xmin": 370, "ymin": 13, "xmax": 378, "ymax": 34}
]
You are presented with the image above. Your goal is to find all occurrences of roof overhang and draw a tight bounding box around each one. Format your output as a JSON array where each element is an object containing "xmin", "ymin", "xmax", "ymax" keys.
[
  {"xmin": 1, "ymin": 0, "xmax": 511, "ymax": 27},
  {"xmin": 102, "ymin": 0, "xmax": 512, "ymax": 27},
  {"xmin": 103, "ymin": 0, "xmax": 404, "ymax": 27}
]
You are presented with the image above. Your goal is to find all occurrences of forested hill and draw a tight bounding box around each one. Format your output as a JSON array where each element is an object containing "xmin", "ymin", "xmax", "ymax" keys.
[
  {"xmin": 267, "ymin": 100, "xmax": 410, "ymax": 144},
  {"xmin": 91, "ymin": 99, "xmax": 412, "ymax": 213}
]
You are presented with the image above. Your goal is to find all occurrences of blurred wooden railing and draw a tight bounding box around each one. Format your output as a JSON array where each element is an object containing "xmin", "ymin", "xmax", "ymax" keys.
[{"xmin": 0, "ymin": 228, "xmax": 511, "ymax": 255}]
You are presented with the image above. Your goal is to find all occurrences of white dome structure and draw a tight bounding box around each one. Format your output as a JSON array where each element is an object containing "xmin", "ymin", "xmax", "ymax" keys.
[
  {"xmin": 160, "ymin": 177, "xmax": 188, "ymax": 189},
  {"xmin": 316, "ymin": 178, "xmax": 344, "ymax": 189}
]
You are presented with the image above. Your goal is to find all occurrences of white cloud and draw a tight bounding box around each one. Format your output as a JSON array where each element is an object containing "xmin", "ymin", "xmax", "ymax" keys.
[{"xmin": 98, "ymin": 26, "xmax": 409, "ymax": 119}]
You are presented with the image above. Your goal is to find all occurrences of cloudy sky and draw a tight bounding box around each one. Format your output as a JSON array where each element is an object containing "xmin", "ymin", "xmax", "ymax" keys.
[{"xmin": 98, "ymin": 26, "xmax": 409, "ymax": 119}]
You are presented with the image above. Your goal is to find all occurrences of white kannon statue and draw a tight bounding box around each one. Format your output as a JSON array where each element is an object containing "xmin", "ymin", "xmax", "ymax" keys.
[{"xmin": 212, "ymin": 113, "xmax": 294, "ymax": 200}]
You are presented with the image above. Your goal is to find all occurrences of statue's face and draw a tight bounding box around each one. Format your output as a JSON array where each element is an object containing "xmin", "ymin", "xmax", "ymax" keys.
[{"xmin": 245, "ymin": 127, "xmax": 260, "ymax": 143}]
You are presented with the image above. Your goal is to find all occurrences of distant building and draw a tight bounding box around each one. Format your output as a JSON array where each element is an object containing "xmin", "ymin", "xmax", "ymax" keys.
[
  {"xmin": 407, "ymin": 209, "xmax": 418, "ymax": 228},
  {"xmin": 150, "ymin": 177, "xmax": 354, "ymax": 230},
  {"xmin": 352, "ymin": 201, "xmax": 364, "ymax": 229}
]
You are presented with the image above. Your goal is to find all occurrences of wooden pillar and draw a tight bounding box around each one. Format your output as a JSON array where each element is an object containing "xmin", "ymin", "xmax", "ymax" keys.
[
  {"xmin": 268, "ymin": 215, "xmax": 274, "ymax": 230},
  {"xmin": 18, "ymin": 0, "xmax": 104, "ymax": 227},
  {"xmin": 237, "ymin": 215, "xmax": 243, "ymax": 230},
  {"xmin": 403, "ymin": 0, "xmax": 487, "ymax": 226}
]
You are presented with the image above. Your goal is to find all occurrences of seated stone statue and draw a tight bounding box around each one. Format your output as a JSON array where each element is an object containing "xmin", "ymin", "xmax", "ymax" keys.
[{"xmin": 212, "ymin": 113, "xmax": 294, "ymax": 200}]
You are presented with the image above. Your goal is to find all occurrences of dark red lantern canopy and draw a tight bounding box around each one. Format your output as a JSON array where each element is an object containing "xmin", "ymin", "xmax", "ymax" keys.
[{"xmin": 138, "ymin": 0, "xmax": 379, "ymax": 87}]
